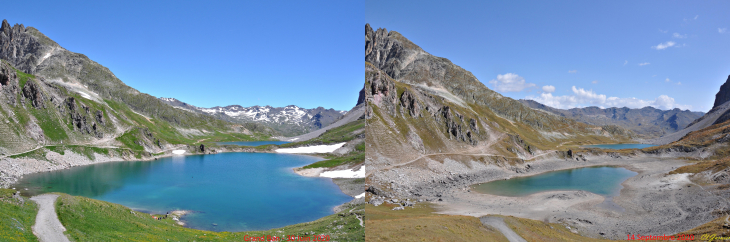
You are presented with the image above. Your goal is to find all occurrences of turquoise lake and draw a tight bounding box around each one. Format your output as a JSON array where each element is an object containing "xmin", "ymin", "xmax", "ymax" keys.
[
  {"xmin": 14, "ymin": 152, "xmax": 352, "ymax": 232},
  {"xmin": 218, "ymin": 141, "xmax": 290, "ymax": 146},
  {"xmin": 472, "ymin": 166, "xmax": 637, "ymax": 197},
  {"xmin": 583, "ymin": 144, "xmax": 656, "ymax": 149}
]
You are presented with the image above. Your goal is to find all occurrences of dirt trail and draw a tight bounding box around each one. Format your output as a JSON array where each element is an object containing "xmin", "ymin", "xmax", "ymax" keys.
[
  {"xmin": 480, "ymin": 216, "xmax": 526, "ymax": 242},
  {"xmin": 30, "ymin": 194, "xmax": 70, "ymax": 242}
]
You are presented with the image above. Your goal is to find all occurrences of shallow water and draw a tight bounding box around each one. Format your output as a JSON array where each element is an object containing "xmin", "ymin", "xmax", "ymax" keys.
[
  {"xmin": 217, "ymin": 141, "xmax": 290, "ymax": 146},
  {"xmin": 582, "ymin": 144, "xmax": 656, "ymax": 149},
  {"xmin": 472, "ymin": 166, "xmax": 637, "ymax": 197},
  {"xmin": 14, "ymin": 152, "xmax": 351, "ymax": 232}
]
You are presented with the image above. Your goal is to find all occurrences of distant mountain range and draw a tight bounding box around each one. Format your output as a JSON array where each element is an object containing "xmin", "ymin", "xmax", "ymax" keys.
[
  {"xmin": 518, "ymin": 100, "xmax": 705, "ymax": 139},
  {"xmin": 158, "ymin": 97, "xmax": 345, "ymax": 137}
]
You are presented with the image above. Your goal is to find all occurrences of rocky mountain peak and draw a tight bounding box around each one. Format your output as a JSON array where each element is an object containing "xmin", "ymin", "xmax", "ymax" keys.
[
  {"xmin": 1, "ymin": 19, "xmax": 10, "ymax": 36},
  {"xmin": 713, "ymin": 75, "xmax": 730, "ymax": 109}
]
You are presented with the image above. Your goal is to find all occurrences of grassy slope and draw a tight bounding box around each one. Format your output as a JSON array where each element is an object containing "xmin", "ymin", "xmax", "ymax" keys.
[
  {"xmin": 366, "ymin": 203, "xmax": 509, "ymax": 242},
  {"xmin": 365, "ymin": 203, "xmax": 614, "ymax": 242},
  {"xmin": 0, "ymin": 189, "xmax": 38, "ymax": 242},
  {"xmin": 56, "ymin": 194, "xmax": 364, "ymax": 242},
  {"xmin": 502, "ymin": 216, "xmax": 612, "ymax": 242},
  {"xmin": 2, "ymin": 65, "xmax": 274, "ymax": 159}
]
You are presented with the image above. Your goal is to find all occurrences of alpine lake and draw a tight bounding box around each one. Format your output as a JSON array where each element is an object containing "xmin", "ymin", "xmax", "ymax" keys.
[
  {"xmin": 472, "ymin": 166, "xmax": 638, "ymax": 211},
  {"xmin": 14, "ymin": 152, "xmax": 352, "ymax": 232}
]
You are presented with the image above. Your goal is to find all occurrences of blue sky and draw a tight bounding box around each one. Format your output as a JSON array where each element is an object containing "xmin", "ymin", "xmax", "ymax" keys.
[
  {"xmin": 3, "ymin": 1, "xmax": 362, "ymax": 111},
  {"xmin": 366, "ymin": 0, "xmax": 730, "ymax": 112}
]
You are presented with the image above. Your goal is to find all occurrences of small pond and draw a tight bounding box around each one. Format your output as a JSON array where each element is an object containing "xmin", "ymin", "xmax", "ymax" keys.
[{"xmin": 471, "ymin": 166, "xmax": 637, "ymax": 197}]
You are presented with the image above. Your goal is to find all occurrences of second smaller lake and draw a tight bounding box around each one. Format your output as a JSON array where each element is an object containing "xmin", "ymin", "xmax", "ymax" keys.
[
  {"xmin": 582, "ymin": 144, "xmax": 656, "ymax": 149},
  {"xmin": 217, "ymin": 141, "xmax": 290, "ymax": 146},
  {"xmin": 472, "ymin": 166, "xmax": 637, "ymax": 197}
]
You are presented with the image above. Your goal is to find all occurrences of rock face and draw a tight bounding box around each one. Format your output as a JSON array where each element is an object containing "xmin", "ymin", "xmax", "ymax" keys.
[
  {"xmin": 519, "ymin": 99, "xmax": 704, "ymax": 138},
  {"xmin": 713, "ymin": 75, "xmax": 730, "ymax": 109},
  {"xmin": 65, "ymin": 97, "xmax": 103, "ymax": 138},
  {"xmin": 0, "ymin": 62, "xmax": 19, "ymax": 106},
  {"xmin": 0, "ymin": 19, "xmax": 46, "ymax": 75},
  {"xmin": 21, "ymin": 79, "xmax": 46, "ymax": 108}
]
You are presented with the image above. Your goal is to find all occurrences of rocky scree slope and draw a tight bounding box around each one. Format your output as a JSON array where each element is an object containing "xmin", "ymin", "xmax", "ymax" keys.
[
  {"xmin": 519, "ymin": 99, "xmax": 703, "ymax": 139},
  {"xmin": 159, "ymin": 97, "xmax": 342, "ymax": 137},
  {"xmin": 364, "ymin": 24, "xmax": 633, "ymax": 198}
]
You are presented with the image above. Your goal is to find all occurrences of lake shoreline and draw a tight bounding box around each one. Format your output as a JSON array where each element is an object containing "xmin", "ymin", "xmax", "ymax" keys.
[
  {"xmin": 418, "ymin": 155, "xmax": 716, "ymax": 239},
  {"xmin": 0, "ymin": 141, "xmax": 340, "ymax": 189}
]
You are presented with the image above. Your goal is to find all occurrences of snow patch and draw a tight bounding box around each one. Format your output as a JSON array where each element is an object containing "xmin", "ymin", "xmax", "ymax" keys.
[
  {"xmin": 354, "ymin": 193, "xmax": 365, "ymax": 199},
  {"xmin": 320, "ymin": 166, "xmax": 365, "ymax": 178},
  {"xmin": 78, "ymin": 92, "xmax": 91, "ymax": 99},
  {"xmin": 172, "ymin": 150, "xmax": 186, "ymax": 155},
  {"xmin": 275, "ymin": 142, "xmax": 346, "ymax": 154}
]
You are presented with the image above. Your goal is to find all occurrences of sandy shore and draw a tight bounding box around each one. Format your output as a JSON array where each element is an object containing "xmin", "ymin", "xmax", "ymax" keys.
[
  {"xmin": 370, "ymin": 154, "xmax": 730, "ymax": 240},
  {"xmin": 293, "ymin": 167, "xmax": 325, "ymax": 177}
]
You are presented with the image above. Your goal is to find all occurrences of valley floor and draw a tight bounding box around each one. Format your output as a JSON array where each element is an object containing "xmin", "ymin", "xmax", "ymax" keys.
[{"xmin": 374, "ymin": 154, "xmax": 729, "ymax": 240}]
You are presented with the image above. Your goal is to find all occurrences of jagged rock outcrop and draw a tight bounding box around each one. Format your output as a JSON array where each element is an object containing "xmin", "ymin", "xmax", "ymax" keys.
[
  {"xmin": 713, "ymin": 75, "xmax": 730, "ymax": 109},
  {"xmin": 0, "ymin": 62, "xmax": 19, "ymax": 106},
  {"xmin": 400, "ymin": 89, "xmax": 421, "ymax": 117},
  {"xmin": 21, "ymin": 79, "xmax": 46, "ymax": 108},
  {"xmin": 95, "ymin": 110, "xmax": 104, "ymax": 124},
  {"xmin": 367, "ymin": 64, "xmax": 397, "ymax": 116},
  {"xmin": 64, "ymin": 97, "xmax": 103, "ymax": 138}
]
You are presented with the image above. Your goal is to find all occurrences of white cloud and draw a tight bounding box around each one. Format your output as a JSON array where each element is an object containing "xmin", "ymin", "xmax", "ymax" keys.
[
  {"xmin": 652, "ymin": 41, "xmax": 676, "ymax": 50},
  {"xmin": 720, "ymin": 28, "xmax": 727, "ymax": 34},
  {"xmin": 638, "ymin": 62, "xmax": 651, "ymax": 66},
  {"xmin": 526, "ymin": 86, "xmax": 691, "ymax": 110},
  {"xmin": 542, "ymin": 85, "xmax": 556, "ymax": 93},
  {"xmin": 652, "ymin": 75, "xmax": 657, "ymax": 77},
  {"xmin": 677, "ymin": 82, "xmax": 682, "ymax": 85},
  {"xmin": 488, "ymin": 73, "xmax": 535, "ymax": 92},
  {"xmin": 568, "ymin": 70, "xmax": 577, "ymax": 74},
  {"xmin": 665, "ymin": 78, "xmax": 671, "ymax": 82},
  {"xmin": 694, "ymin": 15, "xmax": 699, "ymax": 20},
  {"xmin": 623, "ymin": 60, "xmax": 628, "ymax": 66},
  {"xmin": 592, "ymin": 80, "xmax": 599, "ymax": 84},
  {"xmin": 672, "ymin": 33, "xmax": 687, "ymax": 38},
  {"xmin": 659, "ymin": 29, "xmax": 668, "ymax": 33}
]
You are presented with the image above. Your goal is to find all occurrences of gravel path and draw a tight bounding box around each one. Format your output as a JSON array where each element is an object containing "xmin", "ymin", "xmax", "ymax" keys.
[
  {"xmin": 480, "ymin": 216, "xmax": 526, "ymax": 242},
  {"xmin": 30, "ymin": 194, "xmax": 70, "ymax": 242}
]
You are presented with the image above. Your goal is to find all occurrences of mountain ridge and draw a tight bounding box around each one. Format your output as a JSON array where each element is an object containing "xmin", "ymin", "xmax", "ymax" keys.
[
  {"xmin": 158, "ymin": 97, "xmax": 345, "ymax": 136},
  {"xmin": 519, "ymin": 99, "xmax": 704, "ymax": 138}
]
